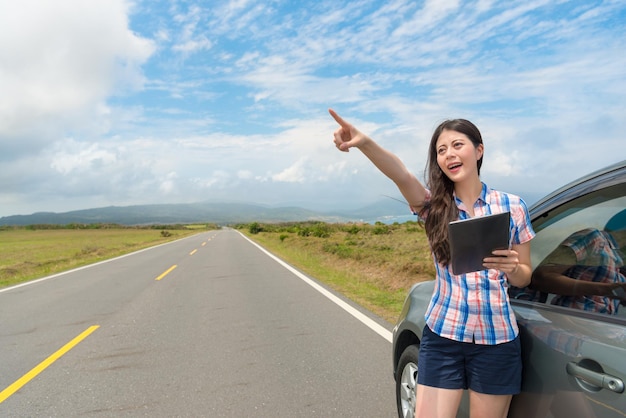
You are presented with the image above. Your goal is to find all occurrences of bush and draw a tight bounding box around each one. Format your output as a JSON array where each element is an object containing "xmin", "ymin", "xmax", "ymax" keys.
[
  {"xmin": 372, "ymin": 222, "xmax": 391, "ymax": 235},
  {"xmin": 404, "ymin": 220, "xmax": 424, "ymax": 232},
  {"xmin": 311, "ymin": 222, "xmax": 331, "ymax": 238},
  {"xmin": 343, "ymin": 224, "xmax": 362, "ymax": 234},
  {"xmin": 249, "ymin": 222, "xmax": 262, "ymax": 234},
  {"xmin": 296, "ymin": 226, "xmax": 310, "ymax": 237},
  {"xmin": 322, "ymin": 242, "xmax": 354, "ymax": 258}
]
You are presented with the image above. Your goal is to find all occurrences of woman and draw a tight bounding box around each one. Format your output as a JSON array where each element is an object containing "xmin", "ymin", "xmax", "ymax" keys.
[{"xmin": 329, "ymin": 109, "xmax": 534, "ymax": 418}]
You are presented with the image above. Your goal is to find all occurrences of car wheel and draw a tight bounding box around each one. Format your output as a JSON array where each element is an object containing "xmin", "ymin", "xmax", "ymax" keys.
[{"xmin": 395, "ymin": 344, "xmax": 419, "ymax": 418}]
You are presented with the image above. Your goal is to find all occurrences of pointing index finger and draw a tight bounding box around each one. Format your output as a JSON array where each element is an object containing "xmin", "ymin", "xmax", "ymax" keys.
[{"xmin": 328, "ymin": 108, "xmax": 349, "ymax": 128}]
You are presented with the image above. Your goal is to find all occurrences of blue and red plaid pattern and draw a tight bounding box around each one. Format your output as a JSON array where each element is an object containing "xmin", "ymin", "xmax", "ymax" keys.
[
  {"xmin": 550, "ymin": 228, "xmax": 625, "ymax": 314},
  {"xmin": 423, "ymin": 183, "xmax": 535, "ymax": 345}
]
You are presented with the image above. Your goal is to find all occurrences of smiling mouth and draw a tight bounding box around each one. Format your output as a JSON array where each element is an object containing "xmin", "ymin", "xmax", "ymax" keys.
[{"xmin": 448, "ymin": 163, "xmax": 462, "ymax": 170}]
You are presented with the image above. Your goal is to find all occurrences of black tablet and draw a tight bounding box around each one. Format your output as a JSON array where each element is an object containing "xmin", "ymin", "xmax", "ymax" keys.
[{"xmin": 448, "ymin": 211, "xmax": 511, "ymax": 275}]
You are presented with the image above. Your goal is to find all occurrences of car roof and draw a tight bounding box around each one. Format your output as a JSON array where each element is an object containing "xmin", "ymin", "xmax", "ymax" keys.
[{"xmin": 529, "ymin": 159, "xmax": 626, "ymax": 219}]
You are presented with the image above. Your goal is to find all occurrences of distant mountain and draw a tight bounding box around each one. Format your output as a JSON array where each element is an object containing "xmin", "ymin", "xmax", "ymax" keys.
[{"xmin": 0, "ymin": 199, "xmax": 414, "ymax": 226}]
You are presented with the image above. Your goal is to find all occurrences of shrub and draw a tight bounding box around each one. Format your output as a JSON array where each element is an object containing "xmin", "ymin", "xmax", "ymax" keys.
[
  {"xmin": 249, "ymin": 222, "xmax": 262, "ymax": 234},
  {"xmin": 322, "ymin": 242, "xmax": 354, "ymax": 258},
  {"xmin": 296, "ymin": 226, "xmax": 311, "ymax": 237},
  {"xmin": 372, "ymin": 222, "xmax": 391, "ymax": 235},
  {"xmin": 311, "ymin": 222, "xmax": 331, "ymax": 238},
  {"xmin": 343, "ymin": 224, "xmax": 362, "ymax": 234}
]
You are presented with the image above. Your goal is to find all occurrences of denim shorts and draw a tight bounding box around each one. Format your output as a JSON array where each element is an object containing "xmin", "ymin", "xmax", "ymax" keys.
[{"xmin": 417, "ymin": 325, "xmax": 522, "ymax": 395}]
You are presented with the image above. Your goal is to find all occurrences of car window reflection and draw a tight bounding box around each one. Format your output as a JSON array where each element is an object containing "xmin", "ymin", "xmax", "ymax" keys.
[
  {"xmin": 510, "ymin": 196, "xmax": 626, "ymax": 318},
  {"xmin": 530, "ymin": 227, "xmax": 626, "ymax": 315}
]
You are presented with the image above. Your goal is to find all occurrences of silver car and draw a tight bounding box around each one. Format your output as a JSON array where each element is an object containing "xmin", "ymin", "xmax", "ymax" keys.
[{"xmin": 392, "ymin": 160, "xmax": 626, "ymax": 418}]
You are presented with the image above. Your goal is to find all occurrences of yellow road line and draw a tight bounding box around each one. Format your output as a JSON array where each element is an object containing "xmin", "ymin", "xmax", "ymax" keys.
[
  {"xmin": 0, "ymin": 325, "xmax": 100, "ymax": 404},
  {"xmin": 155, "ymin": 264, "xmax": 177, "ymax": 281},
  {"xmin": 189, "ymin": 249, "xmax": 197, "ymax": 255},
  {"xmin": 201, "ymin": 242, "xmax": 206, "ymax": 246}
]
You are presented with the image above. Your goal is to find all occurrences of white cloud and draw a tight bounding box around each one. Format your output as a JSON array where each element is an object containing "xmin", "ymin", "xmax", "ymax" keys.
[
  {"xmin": 237, "ymin": 170, "xmax": 254, "ymax": 179},
  {"xmin": 50, "ymin": 141, "xmax": 118, "ymax": 175},
  {"xmin": 160, "ymin": 172, "xmax": 178, "ymax": 194},
  {"xmin": 392, "ymin": 0, "xmax": 460, "ymax": 37},
  {"xmin": 0, "ymin": 0, "xmax": 154, "ymax": 156},
  {"xmin": 172, "ymin": 37, "xmax": 212, "ymax": 54},
  {"xmin": 271, "ymin": 158, "xmax": 309, "ymax": 183},
  {"xmin": 192, "ymin": 170, "xmax": 232, "ymax": 189}
]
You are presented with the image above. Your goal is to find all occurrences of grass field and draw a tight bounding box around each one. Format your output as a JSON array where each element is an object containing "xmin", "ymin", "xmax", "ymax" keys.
[
  {"xmin": 236, "ymin": 221, "xmax": 435, "ymax": 322},
  {"xmin": 0, "ymin": 225, "xmax": 210, "ymax": 288}
]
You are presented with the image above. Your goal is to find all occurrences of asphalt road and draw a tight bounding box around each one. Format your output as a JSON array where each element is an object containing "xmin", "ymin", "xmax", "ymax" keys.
[{"xmin": 0, "ymin": 229, "xmax": 397, "ymax": 417}]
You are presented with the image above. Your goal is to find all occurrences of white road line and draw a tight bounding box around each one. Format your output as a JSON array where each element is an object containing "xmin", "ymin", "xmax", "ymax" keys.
[{"xmin": 238, "ymin": 231, "xmax": 393, "ymax": 343}]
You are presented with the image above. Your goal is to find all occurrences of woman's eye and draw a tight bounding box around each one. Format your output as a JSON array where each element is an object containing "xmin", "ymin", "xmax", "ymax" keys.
[{"xmin": 437, "ymin": 148, "xmax": 446, "ymax": 155}]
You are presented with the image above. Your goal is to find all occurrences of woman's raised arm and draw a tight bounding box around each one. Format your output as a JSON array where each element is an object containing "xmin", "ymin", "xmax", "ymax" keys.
[{"xmin": 329, "ymin": 108, "xmax": 428, "ymax": 212}]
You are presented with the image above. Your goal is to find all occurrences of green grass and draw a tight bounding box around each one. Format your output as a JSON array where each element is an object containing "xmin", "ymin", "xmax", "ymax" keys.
[
  {"xmin": 236, "ymin": 221, "xmax": 435, "ymax": 322},
  {"xmin": 0, "ymin": 225, "xmax": 211, "ymax": 288}
]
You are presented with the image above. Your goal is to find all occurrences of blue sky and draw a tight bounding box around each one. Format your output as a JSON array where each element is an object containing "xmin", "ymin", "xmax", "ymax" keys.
[{"xmin": 1, "ymin": 0, "xmax": 625, "ymax": 217}]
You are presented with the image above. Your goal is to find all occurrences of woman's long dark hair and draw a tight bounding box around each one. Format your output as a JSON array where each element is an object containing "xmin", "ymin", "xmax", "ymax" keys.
[{"xmin": 419, "ymin": 119, "xmax": 483, "ymax": 266}]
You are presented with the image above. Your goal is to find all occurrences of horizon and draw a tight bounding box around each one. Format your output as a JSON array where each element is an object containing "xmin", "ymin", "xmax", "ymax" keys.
[
  {"xmin": 0, "ymin": 196, "xmax": 422, "ymax": 226},
  {"xmin": 0, "ymin": 195, "xmax": 412, "ymax": 218}
]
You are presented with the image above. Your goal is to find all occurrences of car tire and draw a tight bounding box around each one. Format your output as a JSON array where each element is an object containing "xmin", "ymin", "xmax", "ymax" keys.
[{"xmin": 395, "ymin": 344, "xmax": 419, "ymax": 418}]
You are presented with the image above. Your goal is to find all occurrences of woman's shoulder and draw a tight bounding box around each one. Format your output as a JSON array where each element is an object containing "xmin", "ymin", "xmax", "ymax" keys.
[{"xmin": 485, "ymin": 185, "xmax": 527, "ymax": 207}]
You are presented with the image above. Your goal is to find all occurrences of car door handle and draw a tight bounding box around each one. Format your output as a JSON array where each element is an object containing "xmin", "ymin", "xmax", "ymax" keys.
[{"xmin": 566, "ymin": 362, "xmax": 625, "ymax": 393}]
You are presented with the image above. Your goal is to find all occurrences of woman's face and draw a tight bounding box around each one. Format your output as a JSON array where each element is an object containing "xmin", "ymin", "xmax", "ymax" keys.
[{"xmin": 435, "ymin": 129, "xmax": 483, "ymax": 183}]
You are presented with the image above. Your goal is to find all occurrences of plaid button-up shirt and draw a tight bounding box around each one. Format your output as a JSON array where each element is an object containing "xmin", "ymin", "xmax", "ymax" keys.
[
  {"xmin": 550, "ymin": 228, "xmax": 625, "ymax": 314},
  {"xmin": 423, "ymin": 183, "xmax": 535, "ymax": 345}
]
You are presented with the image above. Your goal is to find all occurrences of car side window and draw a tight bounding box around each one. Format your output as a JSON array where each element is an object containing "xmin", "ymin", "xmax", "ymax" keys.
[{"xmin": 510, "ymin": 183, "xmax": 626, "ymax": 318}]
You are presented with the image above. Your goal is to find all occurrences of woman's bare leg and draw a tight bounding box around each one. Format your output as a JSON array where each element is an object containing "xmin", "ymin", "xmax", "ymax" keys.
[
  {"xmin": 415, "ymin": 384, "xmax": 463, "ymax": 418},
  {"xmin": 469, "ymin": 390, "xmax": 512, "ymax": 418}
]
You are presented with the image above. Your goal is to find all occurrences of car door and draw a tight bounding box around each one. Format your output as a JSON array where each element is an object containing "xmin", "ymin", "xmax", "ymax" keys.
[{"xmin": 508, "ymin": 181, "xmax": 626, "ymax": 417}]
